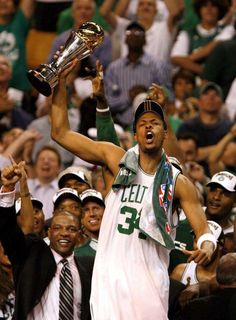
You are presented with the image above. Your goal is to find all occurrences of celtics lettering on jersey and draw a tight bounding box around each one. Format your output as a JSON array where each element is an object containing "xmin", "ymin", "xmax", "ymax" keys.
[{"xmin": 117, "ymin": 184, "xmax": 149, "ymax": 240}]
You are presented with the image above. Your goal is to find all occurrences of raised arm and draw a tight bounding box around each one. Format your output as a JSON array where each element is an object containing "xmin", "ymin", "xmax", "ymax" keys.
[
  {"xmin": 16, "ymin": 161, "xmax": 34, "ymax": 235},
  {"xmin": 99, "ymin": 0, "xmax": 118, "ymax": 29},
  {"xmin": 114, "ymin": 0, "xmax": 130, "ymax": 16},
  {"xmin": 50, "ymin": 60, "xmax": 125, "ymax": 188},
  {"xmin": 0, "ymin": 162, "xmax": 27, "ymax": 264},
  {"xmin": 147, "ymin": 83, "xmax": 184, "ymax": 164},
  {"xmin": 20, "ymin": 0, "xmax": 35, "ymax": 19},
  {"xmin": 164, "ymin": 0, "xmax": 184, "ymax": 33},
  {"xmin": 208, "ymin": 123, "xmax": 236, "ymax": 175},
  {"xmin": 92, "ymin": 61, "xmax": 120, "ymax": 146}
]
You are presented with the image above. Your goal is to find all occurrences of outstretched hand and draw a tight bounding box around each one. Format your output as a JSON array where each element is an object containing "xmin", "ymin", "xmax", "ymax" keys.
[
  {"xmin": 181, "ymin": 244, "xmax": 214, "ymax": 266},
  {"xmin": 84, "ymin": 60, "xmax": 105, "ymax": 99}
]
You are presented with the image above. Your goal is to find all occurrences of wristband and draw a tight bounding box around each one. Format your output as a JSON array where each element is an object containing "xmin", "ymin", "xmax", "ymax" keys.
[
  {"xmin": 197, "ymin": 233, "xmax": 217, "ymax": 251},
  {"xmin": 96, "ymin": 107, "xmax": 110, "ymax": 113}
]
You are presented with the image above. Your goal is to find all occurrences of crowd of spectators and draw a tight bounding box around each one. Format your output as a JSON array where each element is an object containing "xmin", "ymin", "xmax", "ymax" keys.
[{"xmin": 0, "ymin": 0, "xmax": 236, "ymax": 319}]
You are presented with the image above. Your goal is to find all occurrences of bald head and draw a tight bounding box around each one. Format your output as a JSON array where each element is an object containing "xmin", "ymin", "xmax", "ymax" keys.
[{"xmin": 216, "ymin": 253, "xmax": 236, "ymax": 286}]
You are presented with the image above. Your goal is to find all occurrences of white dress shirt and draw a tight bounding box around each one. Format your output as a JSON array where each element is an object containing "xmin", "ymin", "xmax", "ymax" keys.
[
  {"xmin": 0, "ymin": 190, "xmax": 82, "ymax": 320},
  {"xmin": 27, "ymin": 250, "xmax": 81, "ymax": 320}
]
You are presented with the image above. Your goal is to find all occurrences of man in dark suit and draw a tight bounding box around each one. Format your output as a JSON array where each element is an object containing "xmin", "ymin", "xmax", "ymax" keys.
[{"xmin": 0, "ymin": 161, "xmax": 93, "ymax": 320}]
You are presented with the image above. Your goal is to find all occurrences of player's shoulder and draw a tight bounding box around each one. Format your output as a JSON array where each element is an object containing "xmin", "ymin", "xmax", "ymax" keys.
[{"xmin": 174, "ymin": 173, "xmax": 195, "ymax": 197}]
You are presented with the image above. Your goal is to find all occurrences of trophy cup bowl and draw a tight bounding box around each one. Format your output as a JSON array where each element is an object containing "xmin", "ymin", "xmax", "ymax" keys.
[{"xmin": 27, "ymin": 22, "xmax": 104, "ymax": 96}]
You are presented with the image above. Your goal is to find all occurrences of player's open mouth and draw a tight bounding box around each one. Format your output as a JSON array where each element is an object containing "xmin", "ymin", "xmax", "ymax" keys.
[
  {"xmin": 208, "ymin": 201, "xmax": 220, "ymax": 209},
  {"xmin": 146, "ymin": 131, "xmax": 154, "ymax": 143}
]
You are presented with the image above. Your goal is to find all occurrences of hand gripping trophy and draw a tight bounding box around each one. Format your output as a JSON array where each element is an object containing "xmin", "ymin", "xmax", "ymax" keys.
[{"xmin": 27, "ymin": 22, "xmax": 104, "ymax": 96}]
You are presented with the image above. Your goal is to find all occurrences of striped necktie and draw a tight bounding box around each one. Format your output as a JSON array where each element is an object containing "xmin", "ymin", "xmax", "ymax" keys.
[{"xmin": 59, "ymin": 258, "xmax": 74, "ymax": 320}]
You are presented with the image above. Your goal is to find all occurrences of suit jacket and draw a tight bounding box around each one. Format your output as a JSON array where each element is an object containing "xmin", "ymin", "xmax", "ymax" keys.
[
  {"xmin": 0, "ymin": 205, "xmax": 94, "ymax": 320},
  {"xmin": 181, "ymin": 288, "xmax": 236, "ymax": 320}
]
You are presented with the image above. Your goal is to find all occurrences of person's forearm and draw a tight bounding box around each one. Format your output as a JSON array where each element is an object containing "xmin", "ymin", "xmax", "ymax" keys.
[
  {"xmin": 208, "ymin": 132, "xmax": 235, "ymax": 163},
  {"xmin": 21, "ymin": 0, "xmax": 35, "ymax": 19},
  {"xmin": 51, "ymin": 79, "xmax": 71, "ymax": 142},
  {"xmin": 99, "ymin": 0, "xmax": 117, "ymax": 28},
  {"xmin": 18, "ymin": 178, "xmax": 34, "ymax": 234},
  {"xmin": 189, "ymin": 41, "xmax": 219, "ymax": 62},
  {"xmin": 2, "ymin": 134, "xmax": 28, "ymax": 159},
  {"xmin": 95, "ymin": 95, "xmax": 120, "ymax": 146},
  {"xmin": 164, "ymin": 117, "xmax": 185, "ymax": 164},
  {"xmin": 114, "ymin": 0, "xmax": 130, "ymax": 16},
  {"xmin": 166, "ymin": 0, "xmax": 184, "ymax": 32},
  {"xmin": 197, "ymin": 145, "xmax": 215, "ymax": 162},
  {"xmin": 171, "ymin": 57, "xmax": 203, "ymax": 74}
]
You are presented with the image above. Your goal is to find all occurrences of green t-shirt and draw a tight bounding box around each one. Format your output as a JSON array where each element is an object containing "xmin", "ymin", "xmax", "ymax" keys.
[
  {"xmin": 168, "ymin": 116, "xmax": 183, "ymax": 134},
  {"xmin": 74, "ymin": 238, "xmax": 97, "ymax": 257},
  {"xmin": 0, "ymin": 9, "xmax": 31, "ymax": 91},
  {"xmin": 180, "ymin": 0, "xmax": 199, "ymax": 31}
]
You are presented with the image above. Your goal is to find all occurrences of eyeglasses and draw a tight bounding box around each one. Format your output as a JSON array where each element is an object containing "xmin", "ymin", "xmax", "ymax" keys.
[{"xmin": 125, "ymin": 30, "xmax": 145, "ymax": 36}]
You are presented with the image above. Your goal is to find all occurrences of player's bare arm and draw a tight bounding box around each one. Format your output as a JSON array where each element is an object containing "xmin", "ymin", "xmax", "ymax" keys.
[
  {"xmin": 50, "ymin": 59, "xmax": 125, "ymax": 185},
  {"xmin": 175, "ymin": 174, "xmax": 215, "ymax": 265}
]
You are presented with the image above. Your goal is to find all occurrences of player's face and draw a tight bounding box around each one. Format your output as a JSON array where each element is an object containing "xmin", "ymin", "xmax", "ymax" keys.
[
  {"xmin": 81, "ymin": 201, "xmax": 104, "ymax": 234},
  {"xmin": 206, "ymin": 186, "xmax": 236, "ymax": 221},
  {"xmin": 134, "ymin": 112, "xmax": 166, "ymax": 154},
  {"xmin": 48, "ymin": 214, "xmax": 79, "ymax": 257}
]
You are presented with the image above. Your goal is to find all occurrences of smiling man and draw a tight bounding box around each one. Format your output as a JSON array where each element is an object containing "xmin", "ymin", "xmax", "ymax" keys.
[
  {"xmin": 50, "ymin": 61, "xmax": 216, "ymax": 320},
  {"xmin": 205, "ymin": 171, "xmax": 236, "ymax": 234},
  {"xmin": 27, "ymin": 145, "xmax": 61, "ymax": 220},
  {"xmin": 75, "ymin": 189, "xmax": 105, "ymax": 257},
  {"xmin": 0, "ymin": 162, "xmax": 94, "ymax": 320}
]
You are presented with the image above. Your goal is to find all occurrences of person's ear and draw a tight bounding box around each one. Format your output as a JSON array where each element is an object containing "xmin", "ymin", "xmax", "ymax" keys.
[
  {"xmin": 164, "ymin": 129, "xmax": 168, "ymax": 139},
  {"xmin": 48, "ymin": 228, "xmax": 51, "ymax": 240}
]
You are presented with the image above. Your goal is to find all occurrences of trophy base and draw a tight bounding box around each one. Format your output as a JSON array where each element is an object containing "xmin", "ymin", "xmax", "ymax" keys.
[{"xmin": 27, "ymin": 69, "xmax": 53, "ymax": 97}]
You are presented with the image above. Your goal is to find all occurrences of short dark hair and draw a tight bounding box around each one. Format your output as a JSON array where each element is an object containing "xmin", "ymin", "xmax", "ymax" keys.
[
  {"xmin": 193, "ymin": 0, "xmax": 230, "ymax": 20},
  {"xmin": 177, "ymin": 132, "xmax": 199, "ymax": 146},
  {"xmin": 52, "ymin": 210, "xmax": 80, "ymax": 228},
  {"xmin": 126, "ymin": 21, "xmax": 145, "ymax": 33},
  {"xmin": 133, "ymin": 100, "xmax": 167, "ymax": 133},
  {"xmin": 172, "ymin": 69, "xmax": 196, "ymax": 88},
  {"xmin": 13, "ymin": 0, "xmax": 21, "ymax": 7}
]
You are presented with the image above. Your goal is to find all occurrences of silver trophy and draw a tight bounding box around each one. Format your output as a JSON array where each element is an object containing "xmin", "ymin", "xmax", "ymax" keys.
[{"xmin": 27, "ymin": 22, "xmax": 104, "ymax": 96}]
